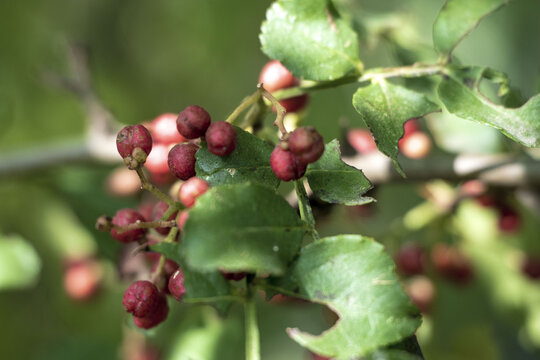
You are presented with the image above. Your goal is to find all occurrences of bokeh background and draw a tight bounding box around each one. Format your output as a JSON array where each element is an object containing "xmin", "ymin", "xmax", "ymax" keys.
[{"xmin": 1, "ymin": 0, "xmax": 540, "ymax": 359}]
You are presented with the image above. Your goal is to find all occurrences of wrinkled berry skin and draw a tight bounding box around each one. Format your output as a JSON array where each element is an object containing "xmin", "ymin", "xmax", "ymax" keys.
[
  {"xmin": 205, "ymin": 122, "xmax": 237, "ymax": 156},
  {"xmin": 168, "ymin": 269, "xmax": 186, "ymax": 301},
  {"xmin": 179, "ymin": 177, "xmax": 209, "ymax": 207},
  {"xmin": 133, "ymin": 292, "xmax": 169, "ymax": 329},
  {"xmin": 168, "ymin": 143, "xmax": 199, "ymax": 180},
  {"xmin": 116, "ymin": 125, "xmax": 153, "ymax": 159},
  {"xmin": 288, "ymin": 126, "xmax": 324, "ymax": 164},
  {"xmin": 270, "ymin": 146, "xmax": 306, "ymax": 181},
  {"xmin": 177, "ymin": 105, "xmax": 211, "ymax": 139},
  {"xmin": 110, "ymin": 209, "xmax": 147, "ymax": 243},
  {"xmin": 152, "ymin": 201, "xmax": 179, "ymax": 235},
  {"xmin": 122, "ymin": 280, "xmax": 160, "ymax": 318}
]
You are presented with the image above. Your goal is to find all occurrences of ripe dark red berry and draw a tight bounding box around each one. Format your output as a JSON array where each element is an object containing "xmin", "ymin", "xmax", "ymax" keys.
[
  {"xmin": 168, "ymin": 143, "xmax": 199, "ymax": 180},
  {"xmin": 395, "ymin": 244, "xmax": 426, "ymax": 277},
  {"xmin": 133, "ymin": 292, "xmax": 169, "ymax": 329},
  {"xmin": 151, "ymin": 201, "xmax": 179, "ymax": 235},
  {"xmin": 177, "ymin": 105, "xmax": 211, "ymax": 139},
  {"xmin": 497, "ymin": 205, "xmax": 521, "ymax": 233},
  {"xmin": 178, "ymin": 177, "xmax": 209, "ymax": 208},
  {"xmin": 168, "ymin": 269, "xmax": 186, "ymax": 301},
  {"xmin": 522, "ymin": 256, "xmax": 540, "ymax": 279},
  {"xmin": 220, "ymin": 271, "xmax": 247, "ymax": 281},
  {"xmin": 205, "ymin": 121, "xmax": 237, "ymax": 156},
  {"xmin": 151, "ymin": 113, "xmax": 187, "ymax": 145},
  {"xmin": 110, "ymin": 209, "xmax": 147, "ymax": 243},
  {"xmin": 288, "ymin": 126, "xmax": 324, "ymax": 164},
  {"xmin": 122, "ymin": 280, "xmax": 160, "ymax": 318},
  {"xmin": 347, "ymin": 129, "xmax": 377, "ymax": 154},
  {"xmin": 270, "ymin": 146, "xmax": 307, "ymax": 181},
  {"xmin": 116, "ymin": 124, "xmax": 153, "ymax": 160},
  {"xmin": 431, "ymin": 243, "xmax": 473, "ymax": 284}
]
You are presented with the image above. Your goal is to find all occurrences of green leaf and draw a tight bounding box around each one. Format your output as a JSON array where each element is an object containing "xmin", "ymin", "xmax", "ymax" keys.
[
  {"xmin": 438, "ymin": 76, "xmax": 540, "ymax": 147},
  {"xmin": 286, "ymin": 235, "xmax": 421, "ymax": 360},
  {"xmin": 196, "ymin": 126, "xmax": 279, "ymax": 189},
  {"xmin": 364, "ymin": 349, "xmax": 422, "ymax": 360},
  {"xmin": 433, "ymin": 0, "xmax": 509, "ymax": 57},
  {"xmin": 306, "ymin": 139, "xmax": 373, "ymax": 205},
  {"xmin": 0, "ymin": 234, "xmax": 41, "ymax": 290},
  {"xmin": 150, "ymin": 242, "xmax": 231, "ymax": 311},
  {"xmin": 181, "ymin": 183, "xmax": 306, "ymax": 275},
  {"xmin": 260, "ymin": 0, "xmax": 362, "ymax": 81},
  {"xmin": 352, "ymin": 80, "xmax": 440, "ymax": 174}
]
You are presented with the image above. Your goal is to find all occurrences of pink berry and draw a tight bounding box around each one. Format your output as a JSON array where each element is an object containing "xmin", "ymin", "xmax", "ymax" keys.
[
  {"xmin": 405, "ymin": 276, "xmax": 435, "ymax": 314},
  {"xmin": 431, "ymin": 244, "xmax": 473, "ymax": 284},
  {"xmin": 151, "ymin": 113, "xmax": 188, "ymax": 145},
  {"xmin": 110, "ymin": 209, "xmax": 147, "ymax": 243},
  {"xmin": 177, "ymin": 210, "xmax": 189, "ymax": 232},
  {"xmin": 116, "ymin": 124, "xmax": 153, "ymax": 159},
  {"xmin": 270, "ymin": 146, "xmax": 306, "ymax": 182},
  {"xmin": 398, "ymin": 118, "xmax": 419, "ymax": 147},
  {"xmin": 288, "ymin": 126, "xmax": 324, "ymax": 164},
  {"xmin": 177, "ymin": 105, "xmax": 211, "ymax": 139},
  {"xmin": 145, "ymin": 143, "xmax": 172, "ymax": 176},
  {"xmin": 399, "ymin": 132, "xmax": 432, "ymax": 159},
  {"xmin": 122, "ymin": 280, "xmax": 160, "ymax": 318},
  {"xmin": 63, "ymin": 258, "xmax": 101, "ymax": 301},
  {"xmin": 151, "ymin": 201, "xmax": 179, "ymax": 235},
  {"xmin": 133, "ymin": 292, "xmax": 169, "ymax": 329},
  {"xmin": 168, "ymin": 143, "xmax": 199, "ymax": 180},
  {"xmin": 259, "ymin": 60, "xmax": 297, "ymax": 92},
  {"xmin": 347, "ymin": 129, "xmax": 377, "ymax": 154},
  {"xmin": 179, "ymin": 177, "xmax": 209, "ymax": 208},
  {"xmin": 168, "ymin": 269, "xmax": 186, "ymax": 301},
  {"xmin": 395, "ymin": 244, "xmax": 426, "ymax": 277},
  {"xmin": 205, "ymin": 122, "xmax": 237, "ymax": 156}
]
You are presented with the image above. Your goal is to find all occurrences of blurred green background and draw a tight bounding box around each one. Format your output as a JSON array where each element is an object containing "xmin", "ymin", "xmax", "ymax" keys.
[{"xmin": 1, "ymin": 0, "xmax": 539, "ymax": 359}]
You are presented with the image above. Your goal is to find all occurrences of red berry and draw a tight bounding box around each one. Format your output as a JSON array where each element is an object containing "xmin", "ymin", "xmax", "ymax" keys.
[
  {"xmin": 347, "ymin": 129, "xmax": 377, "ymax": 154},
  {"xmin": 63, "ymin": 258, "xmax": 101, "ymax": 301},
  {"xmin": 145, "ymin": 143, "xmax": 172, "ymax": 176},
  {"xmin": 105, "ymin": 166, "xmax": 141, "ymax": 197},
  {"xmin": 288, "ymin": 126, "xmax": 324, "ymax": 164},
  {"xmin": 399, "ymin": 132, "xmax": 432, "ymax": 159},
  {"xmin": 122, "ymin": 280, "xmax": 160, "ymax": 317},
  {"xmin": 151, "ymin": 201, "xmax": 179, "ymax": 235},
  {"xmin": 498, "ymin": 206, "xmax": 521, "ymax": 233},
  {"xmin": 399, "ymin": 118, "xmax": 419, "ymax": 146},
  {"xmin": 431, "ymin": 244, "xmax": 473, "ymax": 284},
  {"xmin": 133, "ymin": 292, "xmax": 169, "ymax": 329},
  {"xmin": 151, "ymin": 113, "xmax": 188, "ymax": 145},
  {"xmin": 176, "ymin": 105, "xmax": 211, "ymax": 139},
  {"xmin": 179, "ymin": 177, "xmax": 209, "ymax": 208},
  {"xmin": 522, "ymin": 256, "xmax": 540, "ymax": 279},
  {"xmin": 111, "ymin": 209, "xmax": 147, "ymax": 243},
  {"xmin": 168, "ymin": 143, "xmax": 199, "ymax": 180},
  {"xmin": 116, "ymin": 124, "xmax": 153, "ymax": 160},
  {"xmin": 259, "ymin": 60, "xmax": 297, "ymax": 92},
  {"xmin": 205, "ymin": 122, "xmax": 237, "ymax": 156},
  {"xmin": 395, "ymin": 244, "xmax": 426, "ymax": 277},
  {"xmin": 168, "ymin": 269, "xmax": 186, "ymax": 301},
  {"xmin": 220, "ymin": 271, "xmax": 247, "ymax": 281},
  {"xmin": 270, "ymin": 146, "xmax": 306, "ymax": 181},
  {"xmin": 278, "ymin": 94, "xmax": 309, "ymax": 113}
]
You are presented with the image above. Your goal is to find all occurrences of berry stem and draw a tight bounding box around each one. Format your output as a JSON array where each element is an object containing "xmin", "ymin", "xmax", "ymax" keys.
[
  {"xmin": 258, "ymin": 84, "xmax": 287, "ymax": 136},
  {"xmin": 294, "ymin": 180, "xmax": 320, "ymax": 241},
  {"xmin": 244, "ymin": 282, "xmax": 261, "ymax": 360},
  {"xmin": 111, "ymin": 220, "xmax": 176, "ymax": 233},
  {"xmin": 135, "ymin": 166, "xmax": 176, "ymax": 206},
  {"xmin": 225, "ymin": 88, "xmax": 264, "ymax": 125},
  {"xmin": 150, "ymin": 255, "xmax": 166, "ymax": 284}
]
